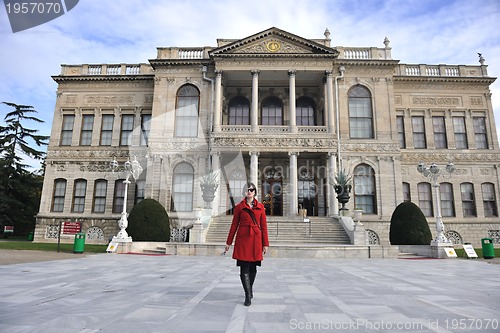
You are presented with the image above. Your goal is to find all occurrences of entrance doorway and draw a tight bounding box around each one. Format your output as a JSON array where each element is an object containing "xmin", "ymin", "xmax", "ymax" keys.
[
  {"xmin": 298, "ymin": 179, "xmax": 317, "ymax": 216},
  {"xmin": 262, "ymin": 179, "xmax": 283, "ymax": 216}
]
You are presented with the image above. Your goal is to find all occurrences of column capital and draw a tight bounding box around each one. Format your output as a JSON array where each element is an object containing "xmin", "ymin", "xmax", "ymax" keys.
[
  {"xmin": 288, "ymin": 151, "xmax": 299, "ymax": 157},
  {"xmin": 328, "ymin": 151, "xmax": 337, "ymax": 157},
  {"xmin": 251, "ymin": 69, "xmax": 260, "ymax": 76},
  {"xmin": 249, "ymin": 151, "xmax": 260, "ymax": 157},
  {"xmin": 325, "ymin": 70, "xmax": 333, "ymax": 77},
  {"xmin": 288, "ymin": 69, "xmax": 297, "ymax": 76},
  {"xmin": 215, "ymin": 70, "xmax": 223, "ymax": 76},
  {"xmin": 210, "ymin": 151, "xmax": 221, "ymax": 157}
]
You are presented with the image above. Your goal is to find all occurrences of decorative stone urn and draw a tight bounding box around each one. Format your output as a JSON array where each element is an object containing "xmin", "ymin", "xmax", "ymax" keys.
[
  {"xmin": 333, "ymin": 168, "xmax": 352, "ymax": 212},
  {"xmin": 200, "ymin": 171, "xmax": 219, "ymax": 207}
]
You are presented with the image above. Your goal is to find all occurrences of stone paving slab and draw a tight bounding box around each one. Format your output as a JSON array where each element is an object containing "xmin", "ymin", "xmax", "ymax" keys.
[{"xmin": 0, "ymin": 253, "xmax": 499, "ymax": 333}]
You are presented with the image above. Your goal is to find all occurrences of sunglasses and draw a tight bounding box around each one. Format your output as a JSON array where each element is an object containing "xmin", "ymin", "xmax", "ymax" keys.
[{"xmin": 247, "ymin": 188, "xmax": 256, "ymax": 192}]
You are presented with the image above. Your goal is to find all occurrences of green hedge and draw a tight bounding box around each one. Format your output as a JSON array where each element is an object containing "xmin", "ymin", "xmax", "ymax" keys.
[
  {"xmin": 390, "ymin": 202, "xmax": 432, "ymax": 245},
  {"xmin": 127, "ymin": 198, "xmax": 170, "ymax": 241}
]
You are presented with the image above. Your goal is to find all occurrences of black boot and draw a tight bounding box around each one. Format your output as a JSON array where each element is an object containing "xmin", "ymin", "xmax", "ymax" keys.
[
  {"xmin": 249, "ymin": 269, "xmax": 257, "ymax": 299},
  {"xmin": 240, "ymin": 272, "xmax": 252, "ymax": 306}
]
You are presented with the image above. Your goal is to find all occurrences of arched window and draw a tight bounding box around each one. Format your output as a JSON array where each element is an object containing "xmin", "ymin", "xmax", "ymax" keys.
[
  {"xmin": 402, "ymin": 182, "xmax": 410, "ymax": 202},
  {"xmin": 228, "ymin": 96, "xmax": 250, "ymax": 125},
  {"xmin": 72, "ymin": 179, "xmax": 87, "ymax": 213},
  {"xmin": 171, "ymin": 162, "xmax": 194, "ymax": 212},
  {"xmin": 93, "ymin": 179, "xmax": 107, "ymax": 213},
  {"xmin": 440, "ymin": 183, "xmax": 455, "ymax": 217},
  {"xmin": 52, "ymin": 179, "xmax": 67, "ymax": 212},
  {"xmin": 461, "ymin": 182, "xmax": 476, "ymax": 217},
  {"xmin": 261, "ymin": 96, "xmax": 283, "ymax": 125},
  {"xmin": 353, "ymin": 164, "xmax": 376, "ymax": 214},
  {"xmin": 348, "ymin": 85, "xmax": 373, "ymax": 138},
  {"xmin": 296, "ymin": 97, "xmax": 316, "ymax": 126},
  {"xmin": 482, "ymin": 183, "xmax": 498, "ymax": 217},
  {"xmin": 175, "ymin": 85, "xmax": 199, "ymax": 137},
  {"xmin": 113, "ymin": 179, "xmax": 126, "ymax": 213},
  {"xmin": 417, "ymin": 182, "xmax": 433, "ymax": 217}
]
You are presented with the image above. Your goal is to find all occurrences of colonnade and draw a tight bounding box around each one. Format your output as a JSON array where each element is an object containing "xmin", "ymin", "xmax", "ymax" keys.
[{"xmin": 212, "ymin": 69, "xmax": 336, "ymax": 134}]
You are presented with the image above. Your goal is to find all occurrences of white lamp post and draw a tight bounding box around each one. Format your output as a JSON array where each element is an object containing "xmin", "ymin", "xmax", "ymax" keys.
[
  {"xmin": 110, "ymin": 156, "xmax": 143, "ymax": 243},
  {"xmin": 417, "ymin": 161, "xmax": 455, "ymax": 246}
]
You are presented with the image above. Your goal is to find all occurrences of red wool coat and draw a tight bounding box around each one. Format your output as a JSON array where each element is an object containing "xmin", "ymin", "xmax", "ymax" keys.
[{"xmin": 226, "ymin": 198, "xmax": 269, "ymax": 262}]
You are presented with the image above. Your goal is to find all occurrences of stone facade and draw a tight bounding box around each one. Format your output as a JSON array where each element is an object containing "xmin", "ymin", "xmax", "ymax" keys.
[{"xmin": 35, "ymin": 27, "xmax": 500, "ymax": 247}]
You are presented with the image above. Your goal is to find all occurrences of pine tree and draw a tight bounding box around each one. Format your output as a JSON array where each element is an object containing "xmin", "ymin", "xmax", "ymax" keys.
[{"xmin": 0, "ymin": 102, "xmax": 49, "ymax": 235}]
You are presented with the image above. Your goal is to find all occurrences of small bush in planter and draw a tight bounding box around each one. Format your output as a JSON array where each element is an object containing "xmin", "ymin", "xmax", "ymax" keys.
[
  {"xmin": 127, "ymin": 198, "xmax": 170, "ymax": 242},
  {"xmin": 389, "ymin": 202, "xmax": 432, "ymax": 245}
]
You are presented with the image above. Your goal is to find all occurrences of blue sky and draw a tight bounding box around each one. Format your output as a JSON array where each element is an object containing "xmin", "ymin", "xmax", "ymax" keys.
[{"xmin": 1, "ymin": 0, "xmax": 499, "ymax": 169}]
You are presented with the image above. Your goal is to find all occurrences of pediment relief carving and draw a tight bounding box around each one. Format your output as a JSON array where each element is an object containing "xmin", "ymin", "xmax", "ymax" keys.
[{"xmin": 238, "ymin": 38, "xmax": 314, "ymax": 55}]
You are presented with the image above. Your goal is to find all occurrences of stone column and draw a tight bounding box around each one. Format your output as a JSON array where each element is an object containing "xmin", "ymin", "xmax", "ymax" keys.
[
  {"xmin": 249, "ymin": 151, "xmax": 259, "ymax": 185},
  {"xmin": 325, "ymin": 70, "xmax": 335, "ymax": 134},
  {"xmin": 251, "ymin": 70, "xmax": 259, "ymax": 133},
  {"xmin": 328, "ymin": 152, "xmax": 339, "ymax": 216},
  {"xmin": 289, "ymin": 70, "xmax": 297, "ymax": 133},
  {"xmin": 213, "ymin": 71, "xmax": 222, "ymax": 133},
  {"xmin": 289, "ymin": 152, "xmax": 299, "ymax": 216}
]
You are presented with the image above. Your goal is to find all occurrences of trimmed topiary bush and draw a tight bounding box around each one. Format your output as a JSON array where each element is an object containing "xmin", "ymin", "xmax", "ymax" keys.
[
  {"xmin": 389, "ymin": 202, "xmax": 432, "ymax": 245},
  {"xmin": 127, "ymin": 198, "xmax": 170, "ymax": 242}
]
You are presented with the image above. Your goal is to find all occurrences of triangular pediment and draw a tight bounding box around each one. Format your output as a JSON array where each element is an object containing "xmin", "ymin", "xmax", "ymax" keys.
[{"xmin": 210, "ymin": 27, "xmax": 338, "ymax": 57}]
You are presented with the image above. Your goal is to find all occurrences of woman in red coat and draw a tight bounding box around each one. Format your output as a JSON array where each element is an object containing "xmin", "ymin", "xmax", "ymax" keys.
[{"xmin": 225, "ymin": 182, "xmax": 269, "ymax": 306}]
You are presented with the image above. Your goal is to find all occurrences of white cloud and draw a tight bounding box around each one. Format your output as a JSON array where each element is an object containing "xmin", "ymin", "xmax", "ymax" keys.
[{"xmin": 1, "ymin": 0, "xmax": 499, "ymax": 170}]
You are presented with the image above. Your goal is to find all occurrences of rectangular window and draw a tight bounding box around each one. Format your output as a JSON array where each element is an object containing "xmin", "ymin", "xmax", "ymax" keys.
[
  {"xmin": 412, "ymin": 116, "xmax": 426, "ymax": 149},
  {"xmin": 72, "ymin": 180, "xmax": 87, "ymax": 213},
  {"xmin": 482, "ymin": 183, "xmax": 498, "ymax": 217},
  {"xmin": 52, "ymin": 179, "xmax": 67, "ymax": 212},
  {"xmin": 397, "ymin": 116, "xmax": 406, "ymax": 148},
  {"xmin": 120, "ymin": 114, "xmax": 134, "ymax": 146},
  {"xmin": 461, "ymin": 183, "xmax": 476, "ymax": 217},
  {"xmin": 417, "ymin": 183, "xmax": 433, "ymax": 217},
  {"xmin": 453, "ymin": 117, "xmax": 468, "ymax": 149},
  {"xmin": 100, "ymin": 114, "xmax": 114, "ymax": 146},
  {"xmin": 140, "ymin": 114, "xmax": 152, "ymax": 146},
  {"xmin": 61, "ymin": 115, "xmax": 75, "ymax": 146},
  {"xmin": 473, "ymin": 117, "xmax": 488, "ymax": 149},
  {"xmin": 113, "ymin": 179, "xmax": 126, "ymax": 213},
  {"xmin": 432, "ymin": 116, "xmax": 447, "ymax": 149},
  {"xmin": 93, "ymin": 180, "xmax": 107, "ymax": 213},
  {"xmin": 80, "ymin": 115, "xmax": 94, "ymax": 146}
]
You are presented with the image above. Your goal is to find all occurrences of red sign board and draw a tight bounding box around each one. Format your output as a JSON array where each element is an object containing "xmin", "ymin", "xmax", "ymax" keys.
[
  {"xmin": 3, "ymin": 226, "xmax": 14, "ymax": 233},
  {"xmin": 62, "ymin": 222, "xmax": 81, "ymax": 235}
]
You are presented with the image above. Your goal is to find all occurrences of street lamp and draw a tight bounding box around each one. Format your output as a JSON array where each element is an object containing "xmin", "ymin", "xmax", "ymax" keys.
[
  {"xmin": 110, "ymin": 156, "xmax": 143, "ymax": 242},
  {"xmin": 417, "ymin": 161, "xmax": 455, "ymax": 245}
]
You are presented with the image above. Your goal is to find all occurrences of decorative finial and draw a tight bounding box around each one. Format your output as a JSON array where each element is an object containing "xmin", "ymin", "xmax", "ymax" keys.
[
  {"xmin": 324, "ymin": 28, "xmax": 331, "ymax": 39},
  {"xmin": 478, "ymin": 53, "xmax": 485, "ymax": 65},
  {"xmin": 384, "ymin": 37, "xmax": 390, "ymax": 48}
]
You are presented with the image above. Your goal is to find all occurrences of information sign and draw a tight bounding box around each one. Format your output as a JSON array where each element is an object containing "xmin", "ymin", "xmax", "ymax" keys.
[{"xmin": 62, "ymin": 222, "xmax": 81, "ymax": 235}]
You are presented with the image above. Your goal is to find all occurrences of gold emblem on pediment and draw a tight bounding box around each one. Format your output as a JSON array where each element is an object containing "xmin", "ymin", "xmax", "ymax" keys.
[{"xmin": 266, "ymin": 40, "xmax": 281, "ymax": 52}]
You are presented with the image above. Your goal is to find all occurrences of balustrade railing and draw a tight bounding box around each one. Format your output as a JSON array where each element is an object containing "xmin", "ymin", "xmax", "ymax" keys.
[{"xmin": 396, "ymin": 64, "xmax": 485, "ymax": 78}]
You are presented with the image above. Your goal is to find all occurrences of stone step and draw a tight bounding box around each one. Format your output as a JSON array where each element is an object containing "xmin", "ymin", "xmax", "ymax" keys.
[{"xmin": 205, "ymin": 216, "xmax": 350, "ymax": 244}]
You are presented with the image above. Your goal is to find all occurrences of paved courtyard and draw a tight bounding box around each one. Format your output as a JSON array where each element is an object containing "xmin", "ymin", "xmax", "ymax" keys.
[{"xmin": 0, "ymin": 253, "xmax": 499, "ymax": 333}]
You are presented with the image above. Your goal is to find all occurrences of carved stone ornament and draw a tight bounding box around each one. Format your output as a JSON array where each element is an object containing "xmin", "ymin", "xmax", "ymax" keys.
[{"xmin": 239, "ymin": 39, "xmax": 312, "ymax": 54}]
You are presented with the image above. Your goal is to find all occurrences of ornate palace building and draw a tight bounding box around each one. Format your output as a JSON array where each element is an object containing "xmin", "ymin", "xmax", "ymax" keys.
[{"xmin": 35, "ymin": 27, "xmax": 500, "ymax": 247}]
